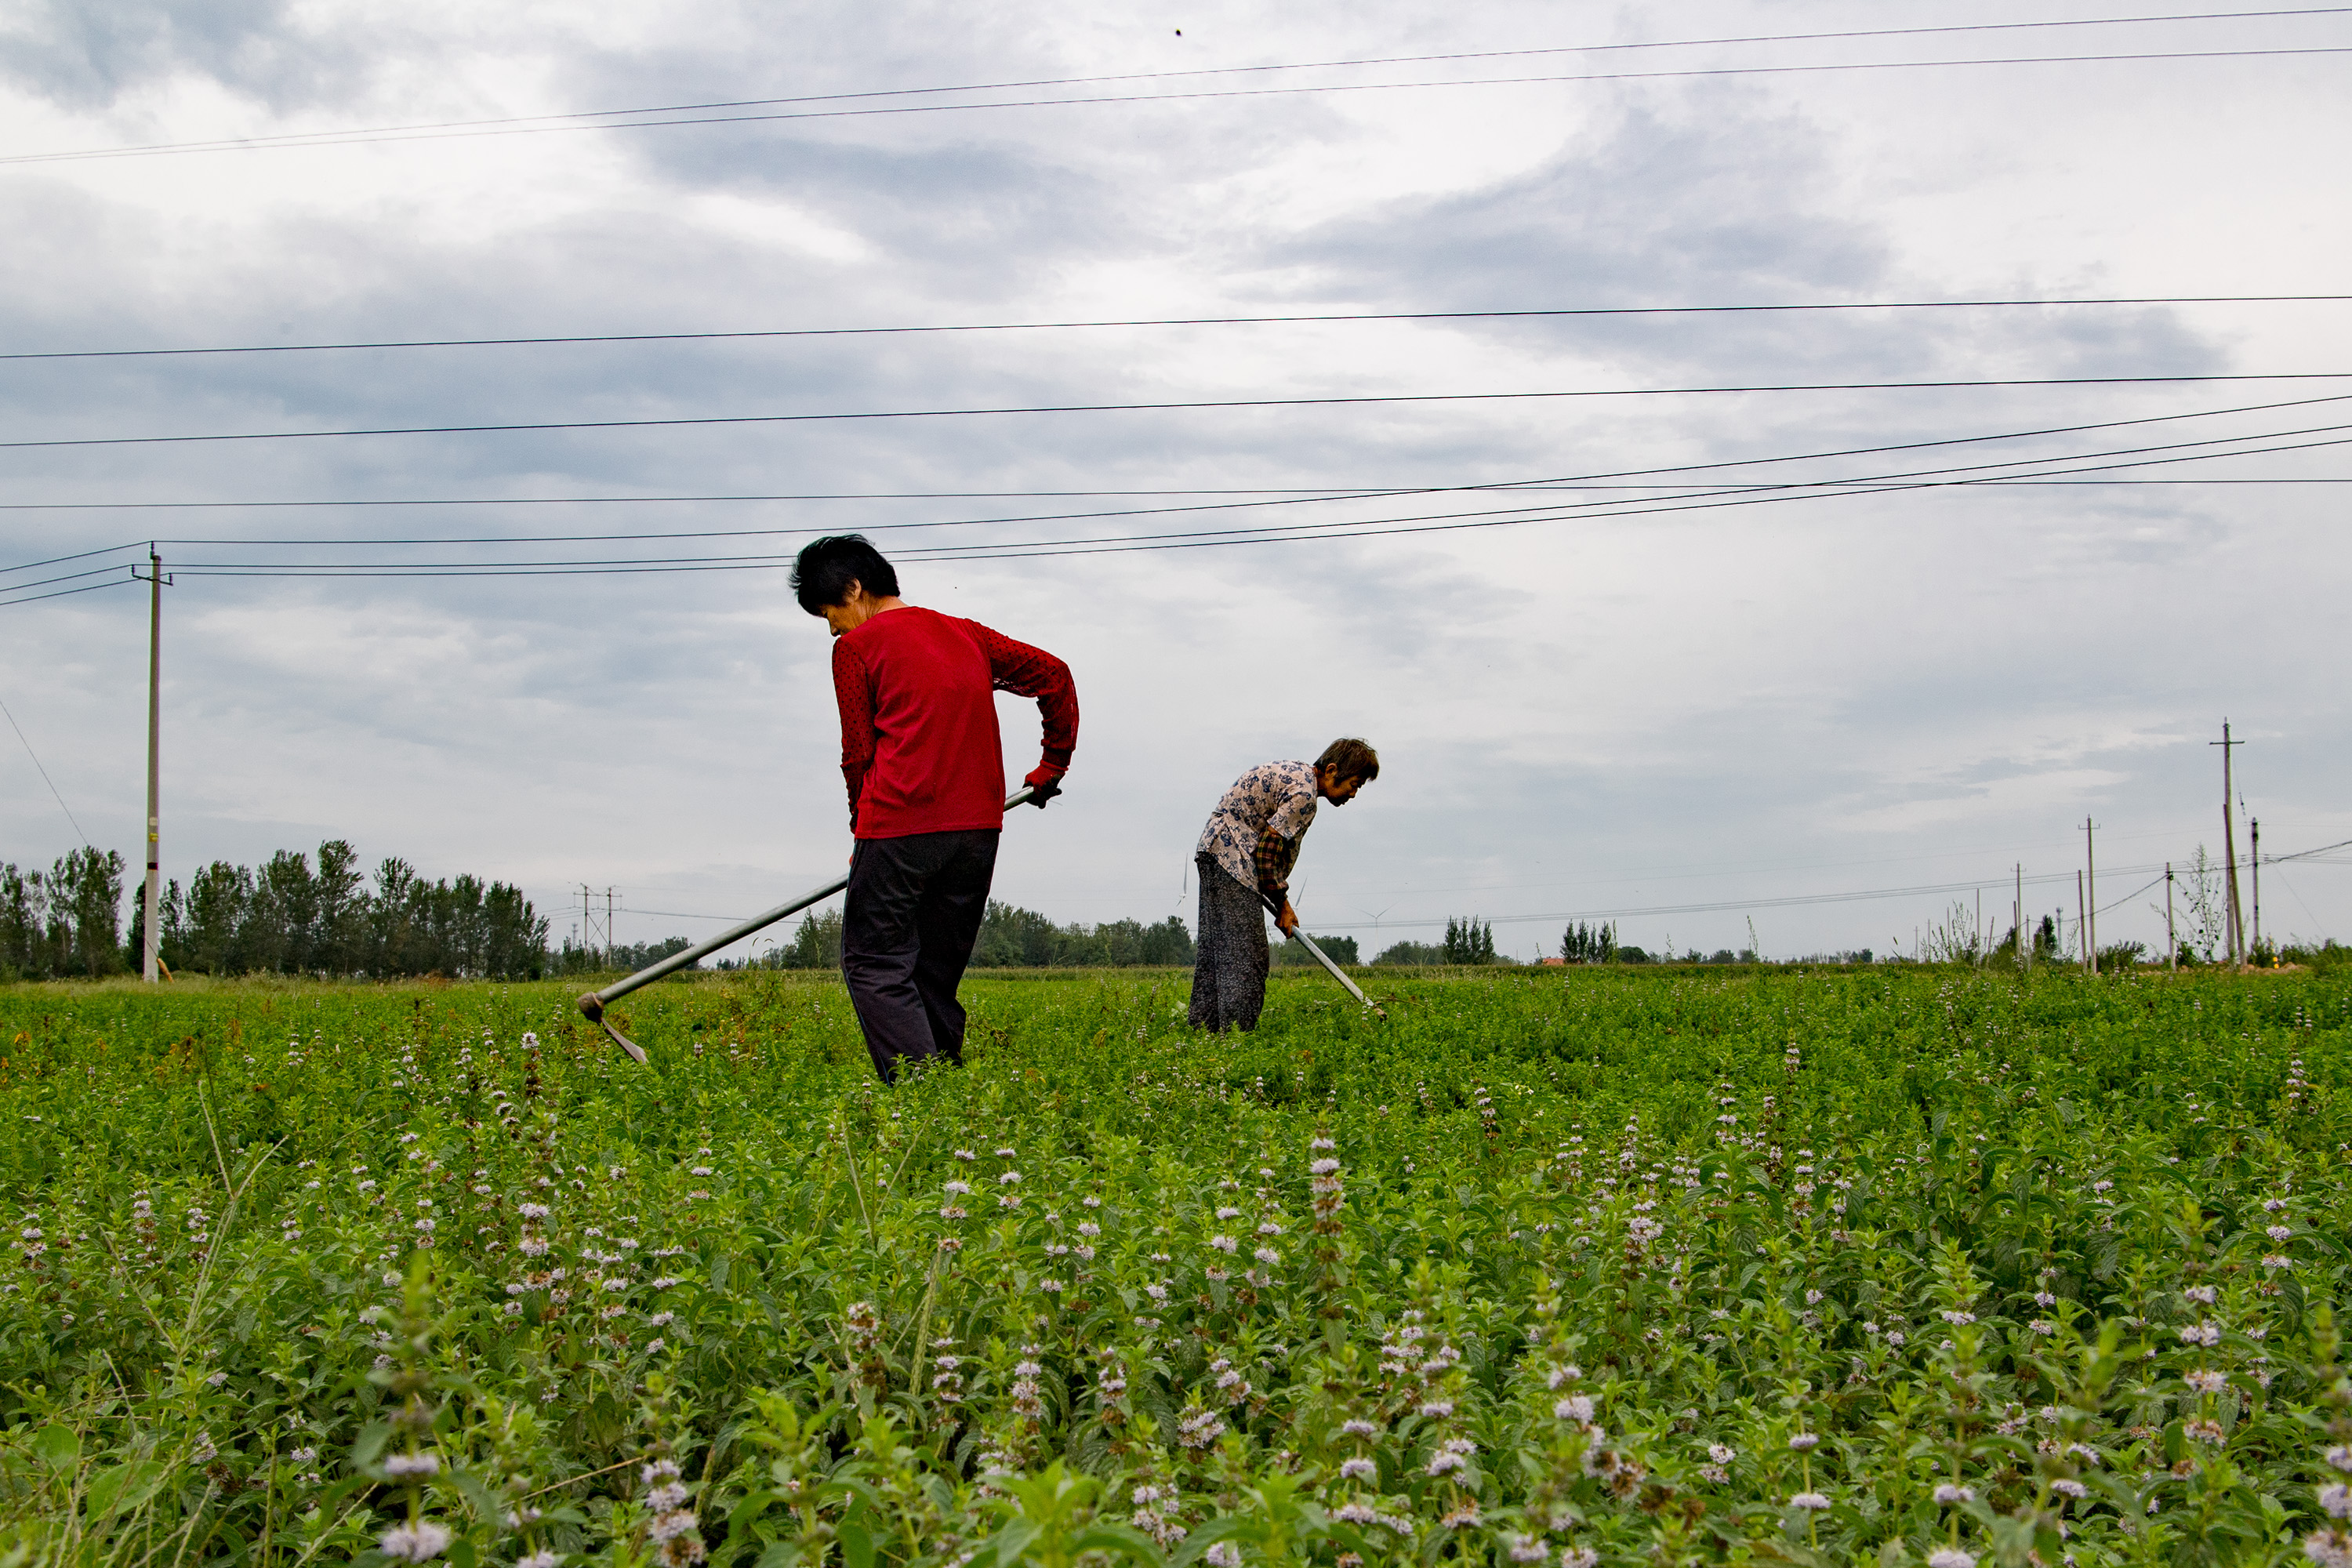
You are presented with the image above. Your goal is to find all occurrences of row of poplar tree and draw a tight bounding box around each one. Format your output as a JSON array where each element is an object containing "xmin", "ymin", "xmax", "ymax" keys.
[
  {"xmin": 746, "ymin": 902, "xmax": 1200, "ymax": 971},
  {"xmin": 0, "ymin": 840, "xmax": 549, "ymax": 981}
]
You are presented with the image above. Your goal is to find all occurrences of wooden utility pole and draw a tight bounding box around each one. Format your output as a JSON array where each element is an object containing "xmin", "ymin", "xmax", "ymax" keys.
[
  {"xmin": 2213, "ymin": 721, "xmax": 2245, "ymax": 966},
  {"xmin": 2076, "ymin": 871, "xmax": 2088, "ymax": 973},
  {"xmin": 2251, "ymin": 818, "xmax": 2262, "ymax": 958},
  {"xmin": 132, "ymin": 549, "xmax": 171, "ymax": 982},
  {"xmin": 2165, "ymin": 862, "xmax": 2176, "ymax": 971},
  {"xmin": 2015, "ymin": 863, "xmax": 2027, "ymax": 971},
  {"xmin": 2084, "ymin": 818, "xmax": 2098, "ymax": 975}
]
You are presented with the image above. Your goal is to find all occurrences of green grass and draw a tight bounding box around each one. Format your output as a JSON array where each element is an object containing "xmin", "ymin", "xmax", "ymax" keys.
[{"xmin": 0, "ymin": 964, "xmax": 2347, "ymax": 1568}]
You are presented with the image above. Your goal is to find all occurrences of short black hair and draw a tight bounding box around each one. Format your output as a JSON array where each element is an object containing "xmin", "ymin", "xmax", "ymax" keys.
[
  {"xmin": 792, "ymin": 535, "xmax": 901, "ymax": 615},
  {"xmin": 1317, "ymin": 738, "xmax": 1380, "ymax": 783}
]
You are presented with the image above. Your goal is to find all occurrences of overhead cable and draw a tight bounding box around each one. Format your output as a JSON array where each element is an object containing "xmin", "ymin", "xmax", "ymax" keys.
[
  {"xmin": 9, "ymin": 293, "xmax": 2352, "ymax": 364},
  {"xmin": 15, "ymin": 5, "xmax": 2346, "ymax": 165},
  {"xmin": 10, "ymin": 370, "xmax": 2352, "ymax": 453},
  {"xmin": 6, "ymin": 387, "xmax": 2346, "ymax": 561},
  {"xmin": 3, "ymin": 397, "xmax": 2342, "ymax": 593},
  {"xmin": 69, "ymin": 421, "xmax": 2343, "ymax": 584},
  {"xmin": 10, "ymin": 30, "xmax": 2352, "ymax": 165}
]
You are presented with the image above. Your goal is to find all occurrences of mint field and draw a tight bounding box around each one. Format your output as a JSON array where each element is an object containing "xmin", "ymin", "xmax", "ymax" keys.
[{"xmin": 1, "ymin": 966, "xmax": 2347, "ymax": 1567}]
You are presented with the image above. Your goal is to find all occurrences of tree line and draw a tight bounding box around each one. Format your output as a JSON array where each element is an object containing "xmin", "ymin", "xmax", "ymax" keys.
[
  {"xmin": 1, "ymin": 840, "xmax": 549, "ymax": 981},
  {"xmin": 737, "ymin": 902, "xmax": 1200, "ymax": 971}
]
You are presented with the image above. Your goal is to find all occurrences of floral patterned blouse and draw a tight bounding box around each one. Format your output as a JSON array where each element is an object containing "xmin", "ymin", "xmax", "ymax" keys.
[{"xmin": 1196, "ymin": 760, "xmax": 1319, "ymax": 894}]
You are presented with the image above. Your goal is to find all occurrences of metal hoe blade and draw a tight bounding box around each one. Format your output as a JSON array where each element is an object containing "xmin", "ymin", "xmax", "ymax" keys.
[
  {"xmin": 577, "ymin": 786, "xmax": 1036, "ymax": 1062},
  {"xmin": 1263, "ymin": 892, "xmax": 1385, "ymax": 1018}
]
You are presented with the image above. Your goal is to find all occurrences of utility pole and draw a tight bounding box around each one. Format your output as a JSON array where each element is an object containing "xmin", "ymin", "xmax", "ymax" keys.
[
  {"xmin": 2083, "ymin": 818, "xmax": 2098, "ymax": 975},
  {"xmin": 2212, "ymin": 721, "xmax": 2245, "ymax": 967},
  {"xmin": 2015, "ymin": 863, "xmax": 2027, "ymax": 971},
  {"xmin": 132, "ymin": 549, "xmax": 172, "ymax": 982},
  {"xmin": 2075, "ymin": 872, "xmax": 2088, "ymax": 974},
  {"xmin": 2165, "ymin": 862, "xmax": 2176, "ymax": 971},
  {"xmin": 2251, "ymin": 817, "xmax": 2262, "ymax": 958}
]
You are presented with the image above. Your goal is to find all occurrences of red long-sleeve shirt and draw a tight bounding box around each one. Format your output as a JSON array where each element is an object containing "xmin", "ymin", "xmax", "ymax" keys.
[{"xmin": 831, "ymin": 607, "xmax": 1078, "ymax": 839}]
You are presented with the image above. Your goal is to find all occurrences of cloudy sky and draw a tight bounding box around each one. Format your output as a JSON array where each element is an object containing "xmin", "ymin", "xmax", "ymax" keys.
[{"xmin": 4, "ymin": 0, "xmax": 2348, "ymax": 963}]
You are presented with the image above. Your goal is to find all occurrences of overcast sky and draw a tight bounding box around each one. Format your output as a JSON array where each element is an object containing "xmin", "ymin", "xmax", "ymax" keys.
[{"xmin": 3, "ymin": 0, "xmax": 2348, "ymax": 962}]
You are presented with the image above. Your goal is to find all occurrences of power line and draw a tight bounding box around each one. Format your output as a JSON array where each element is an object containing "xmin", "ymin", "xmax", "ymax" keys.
[
  {"xmin": 0, "ymin": 691, "xmax": 93, "ymax": 847},
  {"xmin": 15, "ymin": 5, "xmax": 2341, "ymax": 165},
  {"xmin": 53, "ymin": 419, "xmax": 2338, "ymax": 586},
  {"xmin": 31, "ymin": 420, "xmax": 2329, "ymax": 576},
  {"xmin": 11, "ymin": 371, "xmax": 2352, "ymax": 453},
  {"xmin": 0, "ymin": 577, "xmax": 142, "ymax": 609},
  {"xmin": 9, "ymin": 387, "xmax": 2347, "ymax": 563},
  {"xmin": 535, "ymin": 835, "xmax": 2352, "ymax": 934},
  {"xmin": 1295, "ymin": 847, "xmax": 2347, "ymax": 931},
  {"xmin": 12, "ymin": 29, "xmax": 2351, "ymax": 165},
  {"xmin": 9, "ymin": 294, "xmax": 2352, "ymax": 364},
  {"xmin": 2, "ymin": 398, "xmax": 2341, "ymax": 595}
]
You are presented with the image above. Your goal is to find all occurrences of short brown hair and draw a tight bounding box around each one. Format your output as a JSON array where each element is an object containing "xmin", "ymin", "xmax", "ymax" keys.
[{"xmin": 1316, "ymin": 737, "xmax": 1380, "ymax": 783}]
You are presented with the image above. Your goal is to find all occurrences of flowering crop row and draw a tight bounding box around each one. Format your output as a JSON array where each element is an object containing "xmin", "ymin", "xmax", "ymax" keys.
[{"xmin": 0, "ymin": 966, "xmax": 2345, "ymax": 1567}]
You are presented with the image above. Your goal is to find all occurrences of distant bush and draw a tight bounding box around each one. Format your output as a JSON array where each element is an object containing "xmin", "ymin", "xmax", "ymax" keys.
[
  {"xmin": 92, "ymin": 840, "xmax": 549, "ymax": 981},
  {"xmin": 1443, "ymin": 916, "xmax": 1496, "ymax": 965},
  {"xmin": 0, "ymin": 848, "xmax": 126, "ymax": 979},
  {"xmin": 972, "ymin": 902, "xmax": 1195, "ymax": 967},
  {"xmin": 1274, "ymin": 933, "xmax": 1359, "ymax": 966},
  {"xmin": 1372, "ymin": 940, "xmax": 1446, "ymax": 965},
  {"xmin": 1559, "ymin": 920, "xmax": 1617, "ymax": 964},
  {"xmin": 562, "ymin": 936, "xmax": 695, "ymax": 975}
]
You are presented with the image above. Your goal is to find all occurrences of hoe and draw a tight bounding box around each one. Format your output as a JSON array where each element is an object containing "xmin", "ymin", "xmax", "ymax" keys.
[
  {"xmin": 578, "ymin": 786, "xmax": 1382, "ymax": 1058},
  {"xmin": 577, "ymin": 786, "xmax": 1036, "ymax": 1060},
  {"xmin": 1261, "ymin": 891, "xmax": 1386, "ymax": 1019}
]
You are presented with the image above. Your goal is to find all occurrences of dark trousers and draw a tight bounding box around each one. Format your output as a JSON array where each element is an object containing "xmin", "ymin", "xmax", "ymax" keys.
[
  {"xmin": 1188, "ymin": 853, "xmax": 1270, "ymax": 1032},
  {"xmin": 842, "ymin": 829, "xmax": 1000, "ymax": 1083}
]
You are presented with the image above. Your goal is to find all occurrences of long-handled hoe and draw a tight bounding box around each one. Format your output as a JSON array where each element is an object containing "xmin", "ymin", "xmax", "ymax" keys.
[
  {"xmin": 1261, "ymin": 891, "xmax": 1386, "ymax": 1020},
  {"xmin": 577, "ymin": 786, "xmax": 1036, "ymax": 1062}
]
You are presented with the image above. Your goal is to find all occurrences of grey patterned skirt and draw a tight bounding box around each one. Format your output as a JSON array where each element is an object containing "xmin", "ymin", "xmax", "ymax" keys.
[{"xmin": 1189, "ymin": 853, "xmax": 1269, "ymax": 1032}]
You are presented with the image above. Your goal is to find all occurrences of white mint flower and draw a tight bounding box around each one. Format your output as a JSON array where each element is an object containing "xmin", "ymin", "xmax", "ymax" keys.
[
  {"xmin": 1340, "ymin": 1457, "xmax": 1377, "ymax": 1479},
  {"xmin": 1927, "ymin": 1552, "xmax": 1976, "ymax": 1568},
  {"xmin": 1789, "ymin": 1491, "xmax": 1831, "ymax": 1511},
  {"xmin": 1934, "ymin": 1483, "xmax": 1974, "ymax": 1504},
  {"xmin": 1708, "ymin": 1444, "xmax": 1735, "ymax": 1465},
  {"xmin": 2053, "ymin": 1479, "xmax": 2087, "ymax": 1499},
  {"xmin": 648, "ymin": 1509, "xmax": 699, "ymax": 1543},
  {"xmin": 378, "ymin": 1522, "xmax": 452, "ymax": 1563},
  {"xmin": 1210, "ymin": 1235, "xmax": 1238, "ymax": 1254},
  {"xmin": 383, "ymin": 1453, "xmax": 441, "ymax": 1478}
]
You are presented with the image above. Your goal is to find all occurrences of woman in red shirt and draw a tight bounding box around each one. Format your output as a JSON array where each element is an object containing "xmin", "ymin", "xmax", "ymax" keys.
[{"xmin": 794, "ymin": 535, "xmax": 1078, "ymax": 1083}]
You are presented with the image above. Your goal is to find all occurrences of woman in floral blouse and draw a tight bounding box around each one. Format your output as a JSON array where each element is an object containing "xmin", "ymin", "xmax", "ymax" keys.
[{"xmin": 1189, "ymin": 739, "xmax": 1378, "ymax": 1031}]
